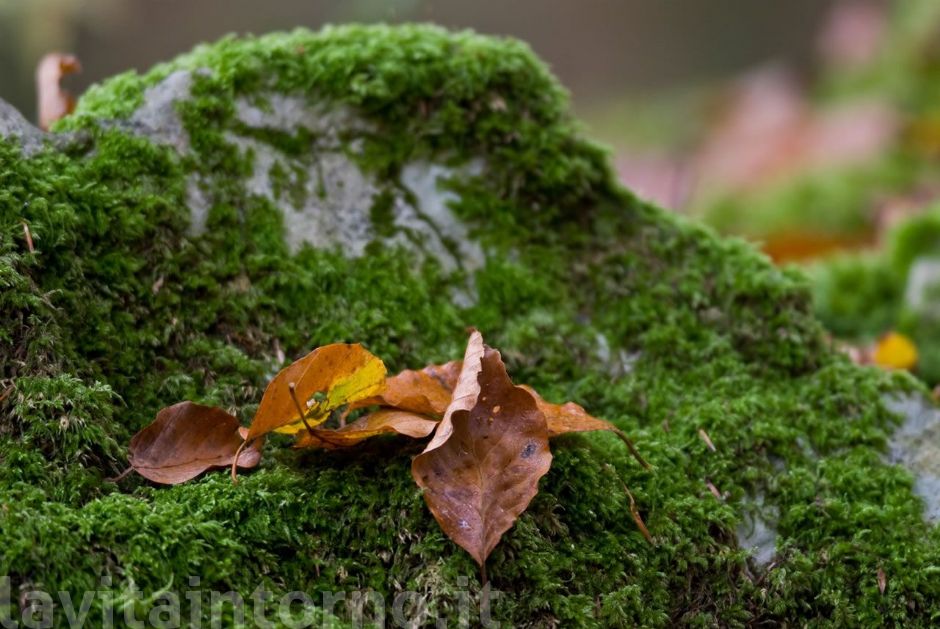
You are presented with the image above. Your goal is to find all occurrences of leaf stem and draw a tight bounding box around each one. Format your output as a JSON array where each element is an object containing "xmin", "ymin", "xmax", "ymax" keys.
[
  {"xmin": 480, "ymin": 567, "xmax": 491, "ymax": 618},
  {"xmin": 231, "ymin": 439, "xmax": 248, "ymax": 484},
  {"xmin": 289, "ymin": 382, "xmax": 316, "ymax": 434},
  {"xmin": 106, "ymin": 466, "xmax": 134, "ymax": 483},
  {"xmin": 613, "ymin": 428, "xmax": 651, "ymax": 470}
]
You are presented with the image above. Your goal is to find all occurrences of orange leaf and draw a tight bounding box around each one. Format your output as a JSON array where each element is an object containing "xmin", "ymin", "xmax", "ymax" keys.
[
  {"xmin": 246, "ymin": 343, "xmax": 386, "ymax": 440},
  {"xmin": 36, "ymin": 53, "xmax": 81, "ymax": 131},
  {"xmin": 412, "ymin": 334, "xmax": 552, "ymax": 569},
  {"xmin": 520, "ymin": 385, "xmax": 650, "ymax": 469},
  {"xmin": 293, "ymin": 409, "xmax": 438, "ymax": 450},
  {"xmin": 128, "ymin": 402, "xmax": 262, "ymax": 485},
  {"xmin": 350, "ymin": 360, "xmax": 461, "ymax": 416}
]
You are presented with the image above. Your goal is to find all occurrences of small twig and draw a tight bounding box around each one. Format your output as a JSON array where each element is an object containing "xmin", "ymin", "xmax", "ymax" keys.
[
  {"xmin": 21, "ymin": 221, "xmax": 34, "ymax": 253},
  {"xmin": 755, "ymin": 561, "xmax": 780, "ymax": 586},
  {"xmin": 106, "ymin": 466, "xmax": 134, "ymax": 483},
  {"xmin": 698, "ymin": 428, "xmax": 716, "ymax": 452},
  {"xmin": 338, "ymin": 406, "xmax": 349, "ymax": 428},
  {"xmin": 705, "ymin": 479, "xmax": 722, "ymax": 500},
  {"xmin": 288, "ymin": 382, "xmax": 316, "ymax": 434},
  {"xmin": 605, "ymin": 464, "xmax": 653, "ymax": 544},
  {"xmin": 613, "ymin": 428, "xmax": 651, "ymax": 470}
]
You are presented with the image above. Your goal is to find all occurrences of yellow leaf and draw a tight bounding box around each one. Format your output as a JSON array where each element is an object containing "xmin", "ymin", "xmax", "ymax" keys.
[
  {"xmin": 246, "ymin": 344, "xmax": 387, "ymax": 439},
  {"xmin": 873, "ymin": 332, "xmax": 918, "ymax": 371}
]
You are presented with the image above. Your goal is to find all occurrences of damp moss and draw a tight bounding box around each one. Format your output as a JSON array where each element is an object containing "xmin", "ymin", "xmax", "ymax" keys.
[
  {"xmin": 0, "ymin": 24, "xmax": 937, "ymax": 626},
  {"xmin": 810, "ymin": 205, "xmax": 940, "ymax": 383}
]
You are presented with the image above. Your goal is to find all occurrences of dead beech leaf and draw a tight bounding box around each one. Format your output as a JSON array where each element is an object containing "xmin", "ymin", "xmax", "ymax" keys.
[
  {"xmin": 520, "ymin": 385, "xmax": 650, "ymax": 469},
  {"xmin": 412, "ymin": 339, "xmax": 552, "ymax": 570},
  {"xmin": 761, "ymin": 230, "xmax": 874, "ymax": 264},
  {"xmin": 422, "ymin": 331, "xmax": 486, "ymax": 454},
  {"xmin": 128, "ymin": 402, "xmax": 262, "ymax": 485},
  {"xmin": 350, "ymin": 360, "xmax": 461, "ymax": 416},
  {"xmin": 246, "ymin": 343, "xmax": 386, "ymax": 439},
  {"xmin": 293, "ymin": 409, "xmax": 438, "ymax": 450},
  {"xmin": 36, "ymin": 53, "xmax": 81, "ymax": 131}
]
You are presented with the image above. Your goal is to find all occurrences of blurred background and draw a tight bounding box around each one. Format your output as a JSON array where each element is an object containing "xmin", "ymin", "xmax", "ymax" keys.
[
  {"xmin": 6, "ymin": 0, "xmax": 940, "ymax": 385},
  {"xmin": 1, "ymin": 0, "xmax": 836, "ymax": 119}
]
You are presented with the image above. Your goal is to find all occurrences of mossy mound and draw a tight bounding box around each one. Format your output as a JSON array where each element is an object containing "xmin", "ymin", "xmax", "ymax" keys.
[{"xmin": 1, "ymin": 25, "xmax": 938, "ymax": 626}]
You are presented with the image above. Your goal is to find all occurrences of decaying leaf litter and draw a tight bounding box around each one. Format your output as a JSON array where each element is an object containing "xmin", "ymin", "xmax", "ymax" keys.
[{"xmin": 123, "ymin": 331, "xmax": 650, "ymax": 580}]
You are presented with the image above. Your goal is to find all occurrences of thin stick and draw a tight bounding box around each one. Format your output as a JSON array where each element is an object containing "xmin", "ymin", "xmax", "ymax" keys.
[
  {"xmin": 613, "ymin": 428, "xmax": 651, "ymax": 469},
  {"xmin": 106, "ymin": 466, "xmax": 134, "ymax": 483},
  {"xmin": 622, "ymin": 483, "xmax": 653, "ymax": 544},
  {"xmin": 698, "ymin": 428, "xmax": 716, "ymax": 452},
  {"xmin": 479, "ymin": 566, "xmax": 491, "ymax": 623},
  {"xmin": 288, "ymin": 382, "xmax": 316, "ymax": 434},
  {"xmin": 21, "ymin": 221, "xmax": 34, "ymax": 253},
  {"xmin": 605, "ymin": 464, "xmax": 653, "ymax": 544}
]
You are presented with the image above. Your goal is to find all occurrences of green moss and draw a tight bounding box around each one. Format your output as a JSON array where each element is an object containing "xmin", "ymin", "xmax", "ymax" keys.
[
  {"xmin": 702, "ymin": 158, "xmax": 914, "ymax": 240},
  {"xmin": 0, "ymin": 24, "xmax": 937, "ymax": 626},
  {"xmin": 810, "ymin": 205, "xmax": 940, "ymax": 383}
]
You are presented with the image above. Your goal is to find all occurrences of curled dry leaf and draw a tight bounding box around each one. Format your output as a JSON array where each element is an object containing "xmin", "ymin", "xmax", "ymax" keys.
[
  {"xmin": 350, "ymin": 360, "xmax": 461, "ymax": 416},
  {"xmin": 36, "ymin": 53, "xmax": 81, "ymax": 131},
  {"xmin": 421, "ymin": 332, "xmax": 486, "ymax": 453},
  {"xmin": 520, "ymin": 385, "xmax": 650, "ymax": 469},
  {"xmin": 128, "ymin": 402, "xmax": 262, "ymax": 485},
  {"xmin": 293, "ymin": 409, "xmax": 438, "ymax": 450},
  {"xmin": 412, "ymin": 335, "xmax": 552, "ymax": 570},
  {"xmin": 246, "ymin": 343, "xmax": 386, "ymax": 439}
]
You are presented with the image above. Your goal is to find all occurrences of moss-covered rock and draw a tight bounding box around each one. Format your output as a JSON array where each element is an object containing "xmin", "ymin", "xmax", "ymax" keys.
[{"xmin": 1, "ymin": 24, "xmax": 937, "ymax": 626}]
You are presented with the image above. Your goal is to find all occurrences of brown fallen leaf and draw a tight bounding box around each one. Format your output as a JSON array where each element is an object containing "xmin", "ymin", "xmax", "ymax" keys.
[
  {"xmin": 36, "ymin": 53, "xmax": 81, "ymax": 131},
  {"xmin": 421, "ymin": 332, "xmax": 486, "ymax": 453},
  {"xmin": 359, "ymin": 354, "xmax": 650, "ymax": 470},
  {"xmin": 246, "ymin": 343, "xmax": 386, "ymax": 439},
  {"xmin": 520, "ymin": 385, "xmax": 650, "ymax": 469},
  {"xmin": 349, "ymin": 360, "xmax": 461, "ymax": 416},
  {"xmin": 128, "ymin": 402, "xmax": 262, "ymax": 485},
  {"xmin": 877, "ymin": 567, "xmax": 887, "ymax": 595},
  {"xmin": 412, "ymin": 334, "xmax": 552, "ymax": 578},
  {"xmin": 293, "ymin": 409, "xmax": 438, "ymax": 450}
]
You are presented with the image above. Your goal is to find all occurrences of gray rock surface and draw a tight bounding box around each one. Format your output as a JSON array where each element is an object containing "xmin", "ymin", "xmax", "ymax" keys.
[
  {"xmin": 736, "ymin": 493, "xmax": 778, "ymax": 569},
  {"xmin": 3, "ymin": 70, "xmax": 488, "ymax": 300},
  {"xmin": 904, "ymin": 257, "xmax": 940, "ymax": 319},
  {"xmin": 0, "ymin": 97, "xmax": 46, "ymax": 155},
  {"xmin": 885, "ymin": 394, "xmax": 940, "ymax": 522},
  {"xmin": 130, "ymin": 73, "xmax": 487, "ymax": 289}
]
